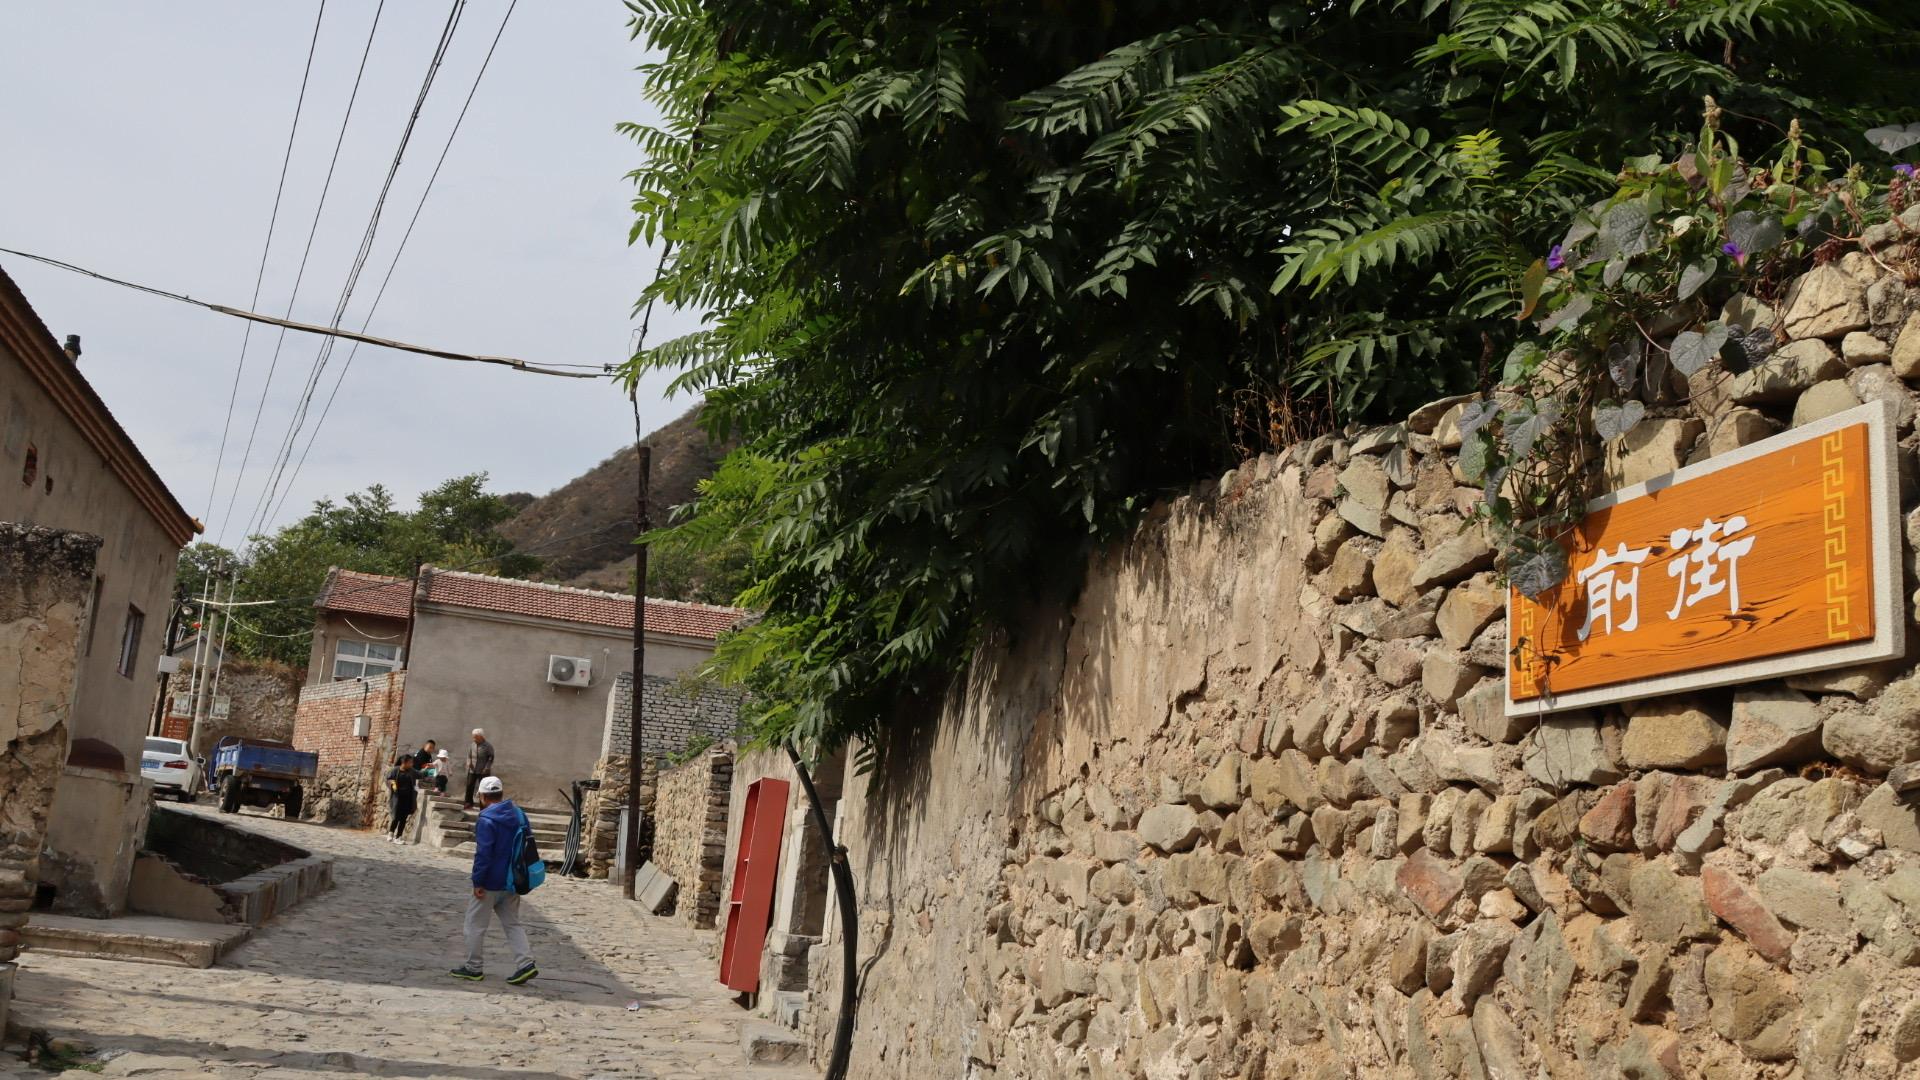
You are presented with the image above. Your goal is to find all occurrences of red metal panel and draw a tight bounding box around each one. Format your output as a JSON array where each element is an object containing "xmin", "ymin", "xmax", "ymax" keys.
[{"xmin": 719, "ymin": 777, "xmax": 789, "ymax": 992}]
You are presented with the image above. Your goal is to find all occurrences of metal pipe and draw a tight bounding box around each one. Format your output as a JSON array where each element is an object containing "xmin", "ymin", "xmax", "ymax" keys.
[{"xmin": 786, "ymin": 742, "xmax": 856, "ymax": 1080}]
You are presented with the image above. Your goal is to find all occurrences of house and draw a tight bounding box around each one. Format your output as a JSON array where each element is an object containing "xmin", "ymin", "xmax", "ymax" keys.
[
  {"xmin": 292, "ymin": 566, "xmax": 744, "ymax": 817},
  {"xmin": 0, "ymin": 265, "xmax": 200, "ymax": 916}
]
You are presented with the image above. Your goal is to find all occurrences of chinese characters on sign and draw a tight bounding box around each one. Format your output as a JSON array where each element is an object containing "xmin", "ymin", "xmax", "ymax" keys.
[
  {"xmin": 1574, "ymin": 516, "xmax": 1757, "ymax": 641},
  {"xmin": 1508, "ymin": 404, "xmax": 1900, "ymax": 714}
]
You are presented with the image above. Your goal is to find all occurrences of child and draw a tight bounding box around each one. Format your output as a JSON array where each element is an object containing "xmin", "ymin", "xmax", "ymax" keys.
[{"xmin": 386, "ymin": 754, "xmax": 419, "ymax": 844}]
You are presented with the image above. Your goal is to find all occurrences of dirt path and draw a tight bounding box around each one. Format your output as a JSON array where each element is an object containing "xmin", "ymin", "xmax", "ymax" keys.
[{"xmin": 4, "ymin": 805, "xmax": 810, "ymax": 1079}]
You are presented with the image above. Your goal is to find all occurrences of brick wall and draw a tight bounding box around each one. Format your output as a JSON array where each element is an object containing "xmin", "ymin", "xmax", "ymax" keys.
[
  {"xmin": 599, "ymin": 671, "xmax": 745, "ymax": 760},
  {"xmin": 653, "ymin": 747, "xmax": 733, "ymax": 928},
  {"xmin": 290, "ymin": 672, "xmax": 405, "ymax": 828}
]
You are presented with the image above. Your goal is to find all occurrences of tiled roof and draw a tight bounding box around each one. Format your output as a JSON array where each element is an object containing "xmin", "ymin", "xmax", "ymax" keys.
[
  {"xmin": 314, "ymin": 569, "xmax": 413, "ymax": 620},
  {"xmin": 420, "ymin": 568, "xmax": 742, "ymax": 640}
]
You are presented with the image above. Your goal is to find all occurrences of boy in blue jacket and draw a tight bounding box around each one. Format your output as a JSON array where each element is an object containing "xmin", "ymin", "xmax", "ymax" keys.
[{"xmin": 449, "ymin": 776, "xmax": 537, "ymax": 984}]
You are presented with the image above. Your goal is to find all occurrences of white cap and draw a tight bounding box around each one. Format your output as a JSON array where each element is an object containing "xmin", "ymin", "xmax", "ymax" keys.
[
  {"xmin": 477, "ymin": 776, "xmax": 503, "ymax": 795},
  {"xmin": 472, "ymin": 728, "xmax": 485, "ymax": 737},
  {"xmin": 436, "ymin": 749, "xmax": 449, "ymax": 759}
]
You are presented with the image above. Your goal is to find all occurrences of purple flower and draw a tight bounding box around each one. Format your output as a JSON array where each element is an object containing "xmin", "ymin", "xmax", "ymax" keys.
[
  {"xmin": 1546, "ymin": 244, "xmax": 1565, "ymax": 271},
  {"xmin": 1721, "ymin": 240, "xmax": 1743, "ymax": 259},
  {"xmin": 1896, "ymin": 163, "xmax": 1917, "ymax": 179}
]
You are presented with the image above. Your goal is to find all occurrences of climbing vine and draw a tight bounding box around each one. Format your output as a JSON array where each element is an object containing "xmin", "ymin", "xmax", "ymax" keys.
[{"xmin": 1466, "ymin": 104, "xmax": 1919, "ymax": 598}]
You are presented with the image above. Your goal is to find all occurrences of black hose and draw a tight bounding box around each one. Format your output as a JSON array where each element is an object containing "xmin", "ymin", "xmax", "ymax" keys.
[{"xmin": 786, "ymin": 743, "xmax": 856, "ymax": 1080}]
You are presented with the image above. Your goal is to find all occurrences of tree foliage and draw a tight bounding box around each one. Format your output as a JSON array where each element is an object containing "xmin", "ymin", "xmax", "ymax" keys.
[{"xmin": 620, "ymin": 0, "xmax": 1920, "ymax": 755}]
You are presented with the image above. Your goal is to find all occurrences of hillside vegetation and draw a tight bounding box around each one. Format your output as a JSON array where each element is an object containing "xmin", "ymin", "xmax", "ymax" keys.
[{"xmin": 497, "ymin": 403, "xmax": 736, "ymax": 593}]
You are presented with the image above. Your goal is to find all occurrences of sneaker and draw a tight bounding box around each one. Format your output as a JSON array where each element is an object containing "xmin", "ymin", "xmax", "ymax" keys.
[
  {"xmin": 448, "ymin": 965, "xmax": 484, "ymax": 981},
  {"xmin": 506, "ymin": 961, "xmax": 538, "ymax": 986}
]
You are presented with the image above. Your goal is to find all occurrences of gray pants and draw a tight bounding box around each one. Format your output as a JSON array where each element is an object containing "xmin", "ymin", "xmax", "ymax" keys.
[{"xmin": 463, "ymin": 889, "xmax": 533, "ymax": 972}]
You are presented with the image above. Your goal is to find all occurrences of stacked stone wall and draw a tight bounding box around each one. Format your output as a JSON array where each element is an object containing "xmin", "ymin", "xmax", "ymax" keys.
[
  {"xmin": 289, "ymin": 673, "xmax": 406, "ymax": 827},
  {"xmin": 161, "ymin": 658, "xmax": 301, "ymax": 756},
  {"xmin": 809, "ymin": 242, "xmax": 1920, "ymax": 1078},
  {"xmin": 0, "ymin": 523, "xmax": 98, "ymax": 1028},
  {"xmin": 653, "ymin": 746, "xmax": 734, "ymax": 927},
  {"xmin": 581, "ymin": 672, "xmax": 742, "ymax": 876}
]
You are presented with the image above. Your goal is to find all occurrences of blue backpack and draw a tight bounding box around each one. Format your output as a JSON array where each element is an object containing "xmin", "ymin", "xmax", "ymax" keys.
[{"xmin": 510, "ymin": 808, "xmax": 546, "ymax": 895}]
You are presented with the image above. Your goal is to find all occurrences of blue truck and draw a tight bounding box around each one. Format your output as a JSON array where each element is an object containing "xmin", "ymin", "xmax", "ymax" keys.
[{"xmin": 211, "ymin": 737, "xmax": 318, "ymax": 818}]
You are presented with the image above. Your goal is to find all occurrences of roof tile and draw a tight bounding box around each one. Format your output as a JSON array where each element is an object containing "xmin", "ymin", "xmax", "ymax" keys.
[{"xmin": 316, "ymin": 566, "xmax": 742, "ymax": 641}]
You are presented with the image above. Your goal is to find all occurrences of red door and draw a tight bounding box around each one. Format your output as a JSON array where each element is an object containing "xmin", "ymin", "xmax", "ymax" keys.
[{"xmin": 719, "ymin": 778, "xmax": 789, "ymax": 992}]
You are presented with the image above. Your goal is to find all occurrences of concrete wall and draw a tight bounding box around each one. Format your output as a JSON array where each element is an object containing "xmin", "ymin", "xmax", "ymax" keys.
[
  {"xmin": 0, "ymin": 348, "xmax": 183, "ymax": 772},
  {"xmin": 304, "ymin": 611, "xmax": 410, "ymax": 686},
  {"xmin": 804, "ymin": 254, "xmax": 1920, "ymax": 1077},
  {"xmin": 40, "ymin": 765, "xmax": 150, "ymax": 916},
  {"xmin": 401, "ymin": 603, "xmax": 717, "ymax": 810},
  {"xmin": 0, "ymin": 522, "xmax": 97, "ymax": 1025}
]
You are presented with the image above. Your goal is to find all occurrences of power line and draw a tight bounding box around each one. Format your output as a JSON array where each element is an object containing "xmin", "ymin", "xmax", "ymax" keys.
[
  {"xmin": 268, "ymin": 0, "xmax": 520, "ymax": 529},
  {"xmin": 204, "ymin": 0, "xmax": 330, "ymax": 527},
  {"xmin": 0, "ymin": 246, "xmax": 609, "ymax": 376},
  {"xmin": 247, "ymin": 1, "xmax": 471, "ymax": 540},
  {"xmin": 218, "ymin": 0, "xmax": 390, "ymax": 546}
]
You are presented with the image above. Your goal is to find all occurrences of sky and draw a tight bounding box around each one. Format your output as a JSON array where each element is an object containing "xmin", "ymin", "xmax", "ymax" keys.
[{"xmin": 0, "ymin": 1, "xmax": 699, "ymax": 548}]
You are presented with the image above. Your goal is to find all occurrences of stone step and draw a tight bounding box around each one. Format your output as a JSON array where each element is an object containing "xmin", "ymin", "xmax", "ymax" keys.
[
  {"xmin": 772, "ymin": 991, "xmax": 807, "ymax": 1030},
  {"xmin": 23, "ymin": 914, "xmax": 252, "ymax": 969},
  {"xmin": 740, "ymin": 1020, "xmax": 806, "ymax": 1066}
]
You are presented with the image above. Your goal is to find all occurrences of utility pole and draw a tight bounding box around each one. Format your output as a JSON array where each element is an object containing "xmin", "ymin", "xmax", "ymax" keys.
[
  {"xmin": 206, "ymin": 567, "xmax": 240, "ymax": 741},
  {"xmin": 184, "ymin": 562, "xmax": 219, "ymax": 749},
  {"xmin": 622, "ymin": 445, "xmax": 652, "ymax": 901}
]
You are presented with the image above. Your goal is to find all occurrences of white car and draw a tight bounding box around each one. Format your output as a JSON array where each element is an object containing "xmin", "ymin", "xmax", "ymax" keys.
[{"xmin": 141, "ymin": 737, "xmax": 202, "ymax": 801}]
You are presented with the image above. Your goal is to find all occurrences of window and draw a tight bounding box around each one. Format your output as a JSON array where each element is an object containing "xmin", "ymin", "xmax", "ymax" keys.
[
  {"xmin": 333, "ymin": 639, "xmax": 402, "ymax": 681},
  {"xmin": 82, "ymin": 577, "xmax": 103, "ymax": 656},
  {"xmin": 117, "ymin": 605, "xmax": 145, "ymax": 678}
]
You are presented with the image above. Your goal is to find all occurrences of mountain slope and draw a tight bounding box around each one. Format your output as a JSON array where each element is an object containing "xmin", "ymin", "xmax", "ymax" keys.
[{"xmin": 498, "ymin": 404, "xmax": 733, "ymax": 588}]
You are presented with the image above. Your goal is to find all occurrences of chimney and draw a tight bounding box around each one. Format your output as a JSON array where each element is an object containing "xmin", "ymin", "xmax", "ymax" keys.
[{"xmin": 63, "ymin": 334, "xmax": 81, "ymax": 362}]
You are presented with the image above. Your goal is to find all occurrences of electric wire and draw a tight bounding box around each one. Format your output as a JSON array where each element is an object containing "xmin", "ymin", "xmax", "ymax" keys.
[
  {"xmin": 218, "ymin": 0, "xmax": 390, "ymax": 546},
  {"xmin": 245, "ymin": 0, "xmax": 468, "ymax": 543},
  {"xmin": 268, "ymin": 0, "xmax": 520, "ymax": 529},
  {"xmin": 0, "ymin": 246, "xmax": 608, "ymax": 374},
  {"xmin": 204, "ymin": 0, "xmax": 329, "ymax": 526}
]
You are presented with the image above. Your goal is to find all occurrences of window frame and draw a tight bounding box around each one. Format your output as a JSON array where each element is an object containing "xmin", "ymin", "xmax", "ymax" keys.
[
  {"xmin": 332, "ymin": 638, "xmax": 403, "ymax": 681},
  {"xmin": 117, "ymin": 605, "xmax": 145, "ymax": 679}
]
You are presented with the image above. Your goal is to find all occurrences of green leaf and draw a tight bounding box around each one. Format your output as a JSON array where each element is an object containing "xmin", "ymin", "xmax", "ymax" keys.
[
  {"xmin": 1460, "ymin": 432, "xmax": 1490, "ymax": 484},
  {"xmin": 1677, "ymin": 258, "xmax": 1715, "ymax": 301},
  {"xmin": 1503, "ymin": 399, "xmax": 1560, "ymax": 458},
  {"xmin": 1538, "ymin": 293, "xmax": 1593, "ymax": 335},
  {"xmin": 1727, "ymin": 211, "xmax": 1785, "ymax": 256},
  {"xmin": 1594, "ymin": 400, "xmax": 1645, "ymax": 441},
  {"xmin": 1510, "ymin": 545, "xmax": 1569, "ymax": 598},
  {"xmin": 1669, "ymin": 322, "xmax": 1730, "ymax": 376},
  {"xmin": 1866, "ymin": 123, "xmax": 1920, "ymax": 154},
  {"xmin": 1605, "ymin": 337, "xmax": 1643, "ymax": 391}
]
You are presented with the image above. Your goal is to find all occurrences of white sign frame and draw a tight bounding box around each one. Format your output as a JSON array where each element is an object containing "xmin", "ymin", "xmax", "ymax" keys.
[{"xmin": 1506, "ymin": 398, "xmax": 1904, "ymax": 716}]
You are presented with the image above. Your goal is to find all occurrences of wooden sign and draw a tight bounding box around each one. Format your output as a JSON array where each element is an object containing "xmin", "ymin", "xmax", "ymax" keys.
[{"xmin": 1507, "ymin": 400, "xmax": 1902, "ymax": 715}]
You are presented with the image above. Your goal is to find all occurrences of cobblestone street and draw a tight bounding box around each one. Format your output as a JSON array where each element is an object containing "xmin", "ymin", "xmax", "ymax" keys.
[{"xmin": 3, "ymin": 806, "xmax": 810, "ymax": 1079}]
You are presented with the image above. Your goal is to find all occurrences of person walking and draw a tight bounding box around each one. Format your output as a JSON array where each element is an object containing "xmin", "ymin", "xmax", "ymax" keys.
[
  {"xmin": 448, "ymin": 776, "xmax": 537, "ymax": 985},
  {"xmin": 385, "ymin": 755, "xmax": 419, "ymax": 844},
  {"xmin": 462, "ymin": 728, "xmax": 495, "ymax": 809}
]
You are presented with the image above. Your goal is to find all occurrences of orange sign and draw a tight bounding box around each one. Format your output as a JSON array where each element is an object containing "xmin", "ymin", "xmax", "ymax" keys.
[
  {"xmin": 1508, "ymin": 401, "xmax": 1901, "ymax": 713},
  {"xmin": 160, "ymin": 716, "xmax": 190, "ymax": 740}
]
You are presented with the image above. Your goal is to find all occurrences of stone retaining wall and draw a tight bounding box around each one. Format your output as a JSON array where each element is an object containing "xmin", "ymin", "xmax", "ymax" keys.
[
  {"xmin": 653, "ymin": 747, "xmax": 734, "ymax": 927},
  {"xmin": 0, "ymin": 523, "xmax": 98, "ymax": 1030},
  {"xmin": 581, "ymin": 671, "xmax": 741, "ymax": 877},
  {"xmin": 809, "ymin": 242, "xmax": 1920, "ymax": 1078},
  {"xmin": 162, "ymin": 658, "xmax": 300, "ymax": 756}
]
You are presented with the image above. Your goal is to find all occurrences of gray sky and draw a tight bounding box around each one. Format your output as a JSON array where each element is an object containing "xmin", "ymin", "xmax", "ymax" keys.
[{"xmin": 0, "ymin": 2, "xmax": 697, "ymax": 548}]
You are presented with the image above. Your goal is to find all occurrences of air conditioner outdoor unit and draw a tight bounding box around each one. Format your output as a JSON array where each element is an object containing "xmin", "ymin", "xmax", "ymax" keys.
[{"xmin": 547, "ymin": 654, "xmax": 593, "ymax": 688}]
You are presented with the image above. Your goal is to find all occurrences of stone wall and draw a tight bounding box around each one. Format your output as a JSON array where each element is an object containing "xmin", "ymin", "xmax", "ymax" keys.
[
  {"xmin": 0, "ymin": 523, "xmax": 97, "ymax": 1029},
  {"xmin": 161, "ymin": 657, "xmax": 300, "ymax": 756},
  {"xmin": 289, "ymin": 673, "xmax": 406, "ymax": 827},
  {"xmin": 581, "ymin": 671, "xmax": 742, "ymax": 876},
  {"xmin": 653, "ymin": 746, "xmax": 734, "ymax": 928},
  {"xmin": 806, "ymin": 248, "xmax": 1920, "ymax": 1077}
]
